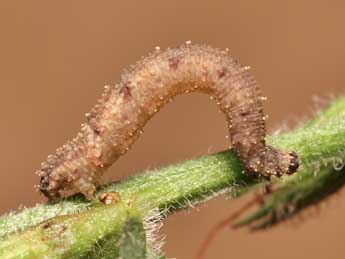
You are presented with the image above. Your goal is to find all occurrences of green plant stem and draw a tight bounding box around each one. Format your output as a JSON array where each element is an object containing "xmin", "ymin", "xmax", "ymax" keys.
[{"xmin": 1, "ymin": 97, "xmax": 345, "ymax": 258}]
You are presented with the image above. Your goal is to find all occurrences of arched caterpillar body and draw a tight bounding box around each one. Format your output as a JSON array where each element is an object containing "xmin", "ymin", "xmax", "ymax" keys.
[{"xmin": 38, "ymin": 42, "xmax": 299, "ymax": 201}]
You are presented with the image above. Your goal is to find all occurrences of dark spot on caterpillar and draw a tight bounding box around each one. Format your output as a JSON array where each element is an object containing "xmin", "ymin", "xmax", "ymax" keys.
[
  {"xmin": 119, "ymin": 82, "xmax": 132, "ymax": 98},
  {"xmin": 217, "ymin": 67, "xmax": 227, "ymax": 78},
  {"xmin": 37, "ymin": 43, "xmax": 299, "ymax": 201},
  {"xmin": 94, "ymin": 128, "xmax": 102, "ymax": 135},
  {"xmin": 168, "ymin": 57, "xmax": 180, "ymax": 70},
  {"xmin": 239, "ymin": 110, "xmax": 249, "ymax": 116},
  {"xmin": 88, "ymin": 119, "xmax": 104, "ymax": 136}
]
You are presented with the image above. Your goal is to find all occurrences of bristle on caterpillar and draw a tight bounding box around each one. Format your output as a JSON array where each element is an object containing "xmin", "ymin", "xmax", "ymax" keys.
[{"xmin": 37, "ymin": 42, "xmax": 300, "ymax": 201}]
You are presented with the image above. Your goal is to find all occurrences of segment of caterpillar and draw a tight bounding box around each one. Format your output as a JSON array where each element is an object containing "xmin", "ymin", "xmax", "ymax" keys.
[{"xmin": 37, "ymin": 42, "xmax": 299, "ymax": 201}]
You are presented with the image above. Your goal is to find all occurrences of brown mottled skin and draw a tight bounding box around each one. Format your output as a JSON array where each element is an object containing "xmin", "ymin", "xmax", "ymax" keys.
[{"xmin": 38, "ymin": 43, "xmax": 299, "ymax": 201}]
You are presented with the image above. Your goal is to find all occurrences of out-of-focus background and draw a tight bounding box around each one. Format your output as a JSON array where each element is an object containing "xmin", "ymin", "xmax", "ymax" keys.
[{"xmin": 1, "ymin": 1, "xmax": 345, "ymax": 258}]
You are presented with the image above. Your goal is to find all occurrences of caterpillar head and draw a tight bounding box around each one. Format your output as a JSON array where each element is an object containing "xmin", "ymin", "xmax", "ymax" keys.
[
  {"xmin": 38, "ymin": 166, "xmax": 62, "ymax": 201},
  {"xmin": 38, "ymin": 162, "xmax": 98, "ymax": 202}
]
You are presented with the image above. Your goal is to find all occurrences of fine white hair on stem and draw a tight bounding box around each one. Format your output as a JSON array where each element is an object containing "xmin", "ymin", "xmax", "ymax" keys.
[{"xmin": 143, "ymin": 208, "xmax": 166, "ymax": 259}]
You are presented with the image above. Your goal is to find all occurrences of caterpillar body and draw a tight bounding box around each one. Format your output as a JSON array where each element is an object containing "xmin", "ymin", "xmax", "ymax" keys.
[{"xmin": 38, "ymin": 42, "xmax": 299, "ymax": 201}]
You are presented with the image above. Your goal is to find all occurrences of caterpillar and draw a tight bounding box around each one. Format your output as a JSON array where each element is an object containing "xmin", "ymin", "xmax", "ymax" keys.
[{"xmin": 37, "ymin": 42, "xmax": 299, "ymax": 201}]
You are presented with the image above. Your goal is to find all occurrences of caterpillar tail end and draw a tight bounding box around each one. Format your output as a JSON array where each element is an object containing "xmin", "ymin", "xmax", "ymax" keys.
[{"xmin": 247, "ymin": 146, "xmax": 300, "ymax": 180}]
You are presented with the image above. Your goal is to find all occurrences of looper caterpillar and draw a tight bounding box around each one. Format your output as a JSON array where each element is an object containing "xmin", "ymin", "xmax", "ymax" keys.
[{"xmin": 37, "ymin": 42, "xmax": 299, "ymax": 201}]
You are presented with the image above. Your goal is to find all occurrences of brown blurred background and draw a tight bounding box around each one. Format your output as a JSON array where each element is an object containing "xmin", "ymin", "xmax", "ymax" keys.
[{"xmin": 1, "ymin": 1, "xmax": 345, "ymax": 258}]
